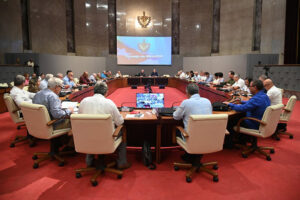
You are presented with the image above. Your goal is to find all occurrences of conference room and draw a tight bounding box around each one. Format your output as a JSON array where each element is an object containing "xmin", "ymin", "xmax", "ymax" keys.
[{"xmin": 0, "ymin": 0, "xmax": 299, "ymax": 199}]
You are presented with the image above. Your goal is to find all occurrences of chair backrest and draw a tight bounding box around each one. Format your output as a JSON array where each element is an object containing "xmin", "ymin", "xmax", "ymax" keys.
[
  {"xmin": 3, "ymin": 93, "xmax": 23, "ymax": 124},
  {"xmin": 70, "ymin": 114, "xmax": 116, "ymax": 154},
  {"xmin": 185, "ymin": 114, "xmax": 228, "ymax": 154},
  {"xmin": 259, "ymin": 104, "xmax": 284, "ymax": 137},
  {"xmin": 281, "ymin": 95, "xmax": 297, "ymax": 122},
  {"xmin": 20, "ymin": 102, "xmax": 54, "ymax": 139}
]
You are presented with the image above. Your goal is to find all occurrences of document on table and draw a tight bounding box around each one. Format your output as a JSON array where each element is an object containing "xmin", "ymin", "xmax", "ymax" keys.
[
  {"xmin": 125, "ymin": 114, "xmax": 144, "ymax": 119},
  {"xmin": 62, "ymin": 101, "xmax": 79, "ymax": 113}
]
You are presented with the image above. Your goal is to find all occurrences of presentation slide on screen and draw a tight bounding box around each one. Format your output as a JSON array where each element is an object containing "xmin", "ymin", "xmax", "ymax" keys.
[{"xmin": 117, "ymin": 36, "xmax": 171, "ymax": 65}]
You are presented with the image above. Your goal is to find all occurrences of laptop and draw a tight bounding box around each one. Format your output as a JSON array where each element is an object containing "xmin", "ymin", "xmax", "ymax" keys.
[
  {"xmin": 157, "ymin": 107, "xmax": 175, "ymax": 116},
  {"xmin": 136, "ymin": 93, "xmax": 164, "ymax": 108}
]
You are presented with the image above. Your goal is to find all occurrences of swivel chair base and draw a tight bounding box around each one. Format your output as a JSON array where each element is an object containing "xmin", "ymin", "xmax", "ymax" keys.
[
  {"xmin": 32, "ymin": 150, "xmax": 74, "ymax": 169},
  {"xmin": 272, "ymin": 123, "xmax": 293, "ymax": 140},
  {"xmin": 10, "ymin": 131, "xmax": 36, "ymax": 148},
  {"xmin": 237, "ymin": 138, "xmax": 274, "ymax": 161},
  {"xmin": 173, "ymin": 159, "xmax": 219, "ymax": 183},
  {"xmin": 75, "ymin": 161, "xmax": 123, "ymax": 187}
]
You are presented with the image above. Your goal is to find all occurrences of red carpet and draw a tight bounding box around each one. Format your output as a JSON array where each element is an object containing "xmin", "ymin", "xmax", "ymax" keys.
[
  {"xmin": 0, "ymin": 92, "xmax": 300, "ymax": 199},
  {"xmin": 107, "ymin": 86, "xmax": 187, "ymax": 107}
]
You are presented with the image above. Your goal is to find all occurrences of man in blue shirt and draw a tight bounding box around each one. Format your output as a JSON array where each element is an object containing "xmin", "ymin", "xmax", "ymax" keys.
[
  {"xmin": 174, "ymin": 83, "xmax": 212, "ymax": 131},
  {"xmin": 224, "ymin": 80, "xmax": 270, "ymax": 130},
  {"xmin": 33, "ymin": 77, "xmax": 74, "ymax": 130},
  {"xmin": 101, "ymin": 71, "xmax": 107, "ymax": 79},
  {"xmin": 63, "ymin": 70, "xmax": 76, "ymax": 88},
  {"xmin": 173, "ymin": 83, "xmax": 212, "ymax": 162}
]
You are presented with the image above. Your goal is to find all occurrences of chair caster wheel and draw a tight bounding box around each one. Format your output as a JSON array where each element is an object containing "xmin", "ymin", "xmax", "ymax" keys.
[
  {"xmin": 58, "ymin": 162, "xmax": 65, "ymax": 167},
  {"xmin": 213, "ymin": 165, "xmax": 218, "ymax": 170},
  {"xmin": 33, "ymin": 163, "xmax": 39, "ymax": 169},
  {"xmin": 213, "ymin": 176, "xmax": 219, "ymax": 182},
  {"xmin": 266, "ymin": 156, "xmax": 271, "ymax": 161},
  {"xmin": 289, "ymin": 135, "xmax": 293, "ymax": 139},
  {"xmin": 76, "ymin": 173, "xmax": 82, "ymax": 178},
  {"xmin": 270, "ymin": 149, "xmax": 275, "ymax": 154},
  {"xmin": 10, "ymin": 143, "xmax": 15, "ymax": 148},
  {"xmin": 91, "ymin": 181, "xmax": 98, "ymax": 187},
  {"xmin": 117, "ymin": 174, "xmax": 122, "ymax": 179},
  {"xmin": 174, "ymin": 166, "xmax": 179, "ymax": 171},
  {"xmin": 32, "ymin": 155, "xmax": 38, "ymax": 160},
  {"xmin": 275, "ymin": 137, "xmax": 280, "ymax": 141},
  {"xmin": 242, "ymin": 153, "xmax": 248, "ymax": 158},
  {"xmin": 186, "ymin": 177, "xmax": 192, "ymax": 183}
]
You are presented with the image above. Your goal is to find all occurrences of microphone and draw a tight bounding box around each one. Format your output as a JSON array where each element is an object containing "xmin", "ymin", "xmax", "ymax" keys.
[
  {"xmin": 171, "ymin": 101, "xmax": 181, "ymax": 108},
  {"xmin": 120, "ymin": 102, "xmax": 136, "ymax": 107}
]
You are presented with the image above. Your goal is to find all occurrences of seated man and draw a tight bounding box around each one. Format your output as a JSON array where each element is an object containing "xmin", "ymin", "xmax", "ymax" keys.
[
  {"xmin": 173, "ymin": 83, "xmax": 212, "ymax": 162},
  {"xmin": 79, "ymin": 81, "xmax": 131, "ymax": 169},
  {"xmin": 106, "ymin": 71, "xmax": 113, "ymax": 78},
  {"xmin": 212, "ymin": 72, "xmax": 224, "ymax": 85},
  {"xmin": 56, "ymin": 73, "xmax": 63, "ymax": 80},
  {"xmin": 79, "ymin": 72, "xmax": 91, "ymax": 85},
  {"xmin": 203, "ymin": 72, "xmax": 213, "ymax": 83},
  {"xmin": 151, "ymin": 69, "xmax": 158, "ymax": 77},
  {"xmin": 227, "ymin": 71, "xmax": 235, "ymax": 85},
  {"xmin": 192, "ymin": 71, "xmax": 200, "ymax": 82},
  {"xmin": 39, "ymin": 74, "xmax": 53, "ymax": 90},
  {"xmin": 115, "ymin": 71, "xmax": 122, "ymax": 78},
  {"xmin": 264, "ymin": 79, "xmax": 282, "ymax": 105},
  {"xmin": 101, "ymin": 71, "xmax": 107, "ymax": 79},
  {"xmin": 224, "ymin": 80, "xmax": 270, "ymax": 130},
  {"xmin": 231, "ymin": 74, "xmax": 245, "ymax": 90},
  {"xmin": 137, "ymin": 69, "xmax": 146, "ymax": 77},
  {"xmin": 10, "ymin": 75, "xmax": 35, "ymax": 107},
  {"xmin": 33, "ymin": 77, "xmax": 74, "ymax": 130},
  {"xmin": 63, "ymin": 70, "xmax": 76, "ymax": 88},
  {"xmin": 89, "ymin": 73, "xmax": 97, "ymax": 83}
]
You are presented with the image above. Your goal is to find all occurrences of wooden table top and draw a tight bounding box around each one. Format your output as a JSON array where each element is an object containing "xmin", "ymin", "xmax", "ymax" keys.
[{"xmin": 121, "ymin": 109, "xmax": 157, "ymax": 120}]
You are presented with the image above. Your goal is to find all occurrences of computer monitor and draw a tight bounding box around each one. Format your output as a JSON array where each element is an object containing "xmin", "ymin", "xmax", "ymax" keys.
[{"xmin": 136, "ymin": 93, "xmax": 164, "ymax": 108}]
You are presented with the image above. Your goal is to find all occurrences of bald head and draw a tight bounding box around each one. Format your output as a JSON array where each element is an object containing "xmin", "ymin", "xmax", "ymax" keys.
[{"xmin": 263, "ymin": 79, "xmax": 274, "ymax": 91}]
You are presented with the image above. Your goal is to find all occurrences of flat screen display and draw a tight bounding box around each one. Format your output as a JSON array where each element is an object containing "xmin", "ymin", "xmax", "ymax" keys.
[
  {"xmin": 136, "ymin": 93, "xmax": 164, "ymax": 108},
  {"xmin": 117, "ymin": 36, "xmax": 171, "ymax": 65}
]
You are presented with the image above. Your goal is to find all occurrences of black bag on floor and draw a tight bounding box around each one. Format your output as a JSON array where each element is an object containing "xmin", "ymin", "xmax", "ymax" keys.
[{"xmin": 142, "ymin": 141, "xmax": 156, "ymax": 170}]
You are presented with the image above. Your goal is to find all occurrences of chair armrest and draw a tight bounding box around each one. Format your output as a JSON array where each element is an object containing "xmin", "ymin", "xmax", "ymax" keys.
[
  {"xmin": 113, "ymin": 125, "xmax": 123, "ymax": 137},
  {"xmin": 47, "ymin": 119, "xmax": 60, "ymax": 126},
  {"xmin": 12, "ymin": 108, "xmax": 20, "ymax": 113},
  {"xmin": 176, "ymin": 126, "xmax": 189, "ymax": 138},
  {"xmin": 236, "ymin": 117, "xmax": 267, "ymax": 133}
]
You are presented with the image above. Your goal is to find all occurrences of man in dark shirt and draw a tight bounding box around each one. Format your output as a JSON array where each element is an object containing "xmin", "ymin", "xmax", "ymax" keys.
[
  {"xmin": 226, "ymin": 71, "xmax": 235, "ymax": 85},
  {"xmin": 79, "ymin": 72, "xmax": 91, "ymax": 85},
  {"xmin": 137, "ymin": 69, "xmax": 146, "ymax": 77},
  {"xmin": 151, "ymin": 69, "xmax": 158, "ymax": 76}
]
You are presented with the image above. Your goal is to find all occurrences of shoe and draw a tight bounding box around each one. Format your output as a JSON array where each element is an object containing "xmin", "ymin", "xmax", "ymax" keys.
[{"xmin": 117, "ymin": 162, "xmax": 131, "ymax": 170}]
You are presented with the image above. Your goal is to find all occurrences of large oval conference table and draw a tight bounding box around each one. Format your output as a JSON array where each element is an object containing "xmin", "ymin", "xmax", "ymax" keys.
[{"xmin": 65, "ymin": 77, "xmax": 243, "ymax": 164}]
